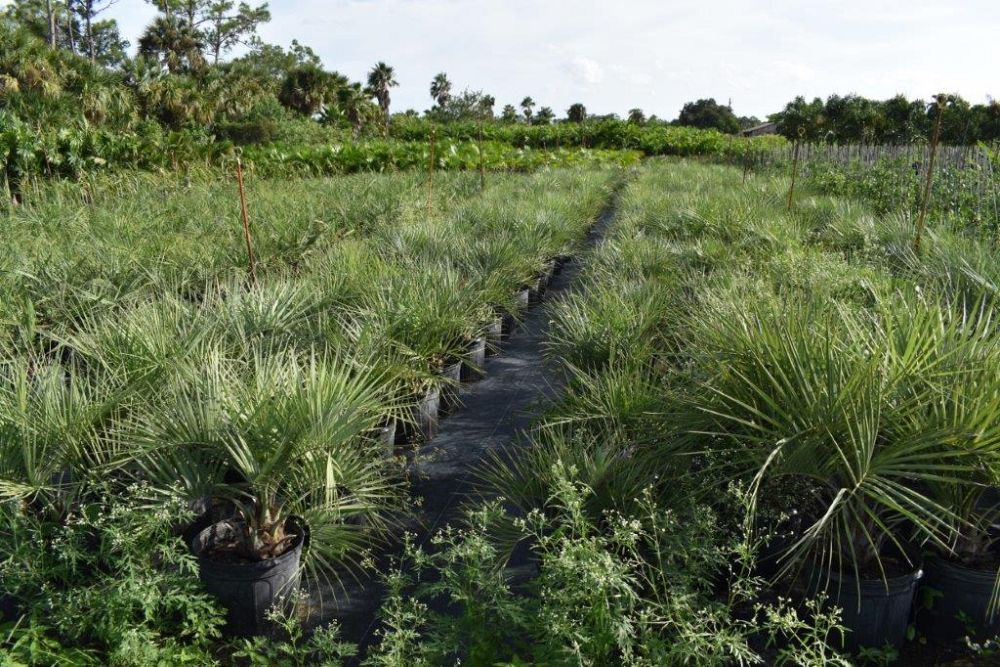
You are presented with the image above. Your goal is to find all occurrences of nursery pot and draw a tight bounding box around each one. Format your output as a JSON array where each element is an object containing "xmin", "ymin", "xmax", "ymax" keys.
[
  {"xmin": 486, "ymin": 315, "xmax": 504, "ymax": 355},
  {"xmin": 462, "ymin": 337, "xmax": 486, "ymax": 381},
  {"xmin": 191, "ymin": 521, "xmax": 305, "ymax": 637},
  {"xmin": 811, "ymin": 564, "xmax": 922, "ymax": 653},
  {"xmin": 0, "ymin": 594, "xmax": 20, "ymax": 623},
  {"xmin": 917, "ymin": 555, "xmax": 1000, "ymax": 643},
  {"xmin": 500, "ymin": 311, "xmax": 516, "ymax": 340},
  {"xmin": 440, "ymin": 360, "xmax": 463, "ymax": 414},
  {"xmin": 412, "ymin": 387, "xmax": 440, "ymax": 442},
  {"xmin": 514, "ymin": 287, "xmax": 530, "ymax": 310},
  {"xmin": 528, "ymin": 277, "xmax": 545, "ymax": 306}
]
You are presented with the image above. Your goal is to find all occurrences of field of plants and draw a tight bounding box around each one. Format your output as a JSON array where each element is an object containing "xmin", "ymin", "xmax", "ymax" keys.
[{"xmin": 4, "ymin": 148, "xmax": 1000, "ymax": 666}]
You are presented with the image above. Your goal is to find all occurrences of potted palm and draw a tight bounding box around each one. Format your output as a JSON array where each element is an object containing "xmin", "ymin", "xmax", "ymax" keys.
[
  {"xmin": 912, "ymin": 337, "xmax": 1000, "ymax": 644},
  {"xmin": 132, "ymin": 350, "xmax": 401, "ymax": 636},
  {"xmin": 917, "ymin": 484, "xmax": 1000, "ymax": 643},
  {"xmin": 686, "ymin": 296, "xmax": 984, "ymax": 653},
  {"xmin": 0, "ymin": 356, "xmax": 147, "ymax": 622},
  {"xmin": 357, "ymin": 265, "xmax": 481, "ymax": 419}
]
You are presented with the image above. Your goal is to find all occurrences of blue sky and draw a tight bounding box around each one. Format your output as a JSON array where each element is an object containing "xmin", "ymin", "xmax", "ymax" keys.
[{"xmin": 7, "ymin": 0, "xmax": 999, "ymax": 119}]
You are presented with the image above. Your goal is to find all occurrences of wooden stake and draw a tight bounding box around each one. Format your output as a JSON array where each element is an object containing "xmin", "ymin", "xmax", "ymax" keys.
[
  {"xmin": 236, "ymin": 158, "xmax": 257, "ymax": 285},
  {"xmin": 786, "ymin": 128, "xmax": 804, "ymax": 211},
  {"xmin": 427, "ymin": 129, "xmax": 436, "ymax": 215},
  {"xmin": 914, "ymin": 94, "xmax": 945, "ymax": 255},
  {"xmin": 742, "ymin": 138, "xmax": 751, "ymax": 184},
  {"xmin": 477, "ymin": 123, "xmax": 486, "ymax": 191}
]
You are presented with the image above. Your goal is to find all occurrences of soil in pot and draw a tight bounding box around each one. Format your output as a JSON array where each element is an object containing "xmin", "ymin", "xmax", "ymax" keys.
[
  {"xmin": 190, "ymin": 519, "xmax": 305, "ymax": 637},
  {"xmin": 809, "ymin": 557, "xmax": 922, "ymax": 654},
  {"xmin": 439, "ymin": 360, "xmax": 463, "ymax": 414},
  {"xmin": 462, "ymin": 338, "xmax": 486, "ymax": 381},
  {"xmin": 916, "ymin": 554, "xmax": 1000, "ymax": 644}
]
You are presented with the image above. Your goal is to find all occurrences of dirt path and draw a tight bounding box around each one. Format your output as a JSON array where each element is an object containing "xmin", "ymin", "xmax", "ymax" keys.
[{"xmin": 313, "ymin": 196, "xmax": 618, "ymax": 650}]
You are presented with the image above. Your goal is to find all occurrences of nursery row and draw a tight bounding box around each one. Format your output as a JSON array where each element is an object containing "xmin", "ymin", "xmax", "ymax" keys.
[
  {"xmin": 364, "ymin": 159, "xmax": 1000, "ymax": 664},
  {"xmin": 5, "ymin": 156, "xmax": 1000, "ymax": 664},
  {"xmin": 0, "ymin": 167, "xmax": 618, "ymax": 663}
]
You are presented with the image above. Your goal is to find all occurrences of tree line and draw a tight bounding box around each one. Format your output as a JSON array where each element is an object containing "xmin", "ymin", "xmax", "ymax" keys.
[
  {"xmin": 2, "ymin": 1, "xmax": 997, "ymax": 151},
  {"xmin": 771, "ymin": 94, "xmax": 1000, "ymax": 144}
]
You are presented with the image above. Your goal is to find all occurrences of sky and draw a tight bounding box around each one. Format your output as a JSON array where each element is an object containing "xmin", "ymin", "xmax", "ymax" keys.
[{"xmin": 5, "ymin": 0, "xmax": 999, "ymax": 119}]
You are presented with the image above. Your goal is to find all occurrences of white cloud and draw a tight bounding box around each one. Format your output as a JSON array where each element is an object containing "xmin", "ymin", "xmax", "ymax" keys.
[{"xmin": 564, "ymin": 56, "xmax": 605, "ymax": 86}]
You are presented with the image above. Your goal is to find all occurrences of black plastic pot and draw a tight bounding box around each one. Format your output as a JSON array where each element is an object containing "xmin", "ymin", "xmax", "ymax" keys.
[
  {"xmin": 917, "ymin": 555, "xmax": 1000, "ymax": 643},
  {"xmin": 462, "ymin": 338, "xmax": 486, "ymax": 381},
  {"xmin": 500, "ymin": 311, "xmax": 516, "ymax": 340},
  {"xmin": 414, "ymin": 387, "xmax": 440, "ymax": 441},
  {"xmin": 440, "ymin": 361, "xmax": 463, "ymax": 414},
  {"xmin": 514, "ymin": 287, "xmax": 530, "ymax": 311},
  {"xmin": 812, "ymin": 565, "xmax": 922, "ymax": 652},
  {"xmin": 528, "ymin": 276, "xmax": 545, "ymax": 306},
  {"xmin": 0, "ymin": 594, "xmax": 20, "ymax": 622},
  {"xmin": 191, "ymin": 523, "xmax": 304, "ymax": 636},
  {"xmin": 485, "ymin": 316, "xmax": 504, "ymax": 355}
]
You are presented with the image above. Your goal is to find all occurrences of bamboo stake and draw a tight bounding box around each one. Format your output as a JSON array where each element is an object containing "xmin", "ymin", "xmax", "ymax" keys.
[
  {"xmin": 427, "ymin": 129, "xmax": 436, "ymax": 215},
  {"xmin": 914, "ymin": 94, "xmax": 945, "ymax": 255},
  {"xmin": 236, "ymin": 158, "xmax": 257, "ymax": 285},
  {"xmin": 742, "ymin": 138, "xmax": 751, "ymax": 184}
]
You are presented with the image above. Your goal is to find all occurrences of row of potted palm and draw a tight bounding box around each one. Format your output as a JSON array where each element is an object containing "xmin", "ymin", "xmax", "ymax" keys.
[
  {"xmin": 0, "ymin": 167, "xmax": 618, "ymax": 637},
  {"xmin": 537, "ymin": 159, "xmax": 1000, "ymax": 656}
]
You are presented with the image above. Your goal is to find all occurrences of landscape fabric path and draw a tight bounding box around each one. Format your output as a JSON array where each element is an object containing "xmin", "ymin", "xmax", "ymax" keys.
[{"xmin": 313, "ymin": 197, "xmax": 618, "ymax": 653}]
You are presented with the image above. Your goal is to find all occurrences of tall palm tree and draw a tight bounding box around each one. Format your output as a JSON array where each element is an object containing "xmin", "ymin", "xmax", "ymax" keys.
[
  {"xmin": 366, "ymin": 61, "xmax": 397, "ymax": 134},
  {"xmin": 429, "ymin": 71, "xmax": 451, "ymax": 108},
  {"xmin": 520, "ymin": 96, "xmax": 534, "ymax": 122},
  {"xmin": 337, "ymin": 82, "xmax": 373, "ymax": 139},
  {"xmin": 138, "ymin": 15, "xmax": 206, "ymax": 74}
]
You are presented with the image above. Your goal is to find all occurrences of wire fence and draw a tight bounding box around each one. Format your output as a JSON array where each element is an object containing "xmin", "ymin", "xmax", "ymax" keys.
[{"xmin": 748, "ymin": 143, "xmax": 1000, "ymax": 230}]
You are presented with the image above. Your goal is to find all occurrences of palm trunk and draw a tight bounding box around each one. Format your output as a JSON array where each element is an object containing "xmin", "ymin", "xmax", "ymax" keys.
[
  {"xmin": 66, "ymin": 1, "xmax": 76, "ymax": 55},
  {"xmin": 85, "ymin": 4, "xmax": 95, "ymax": 65},
  {"xmin": 46, "ymin": 0, "xmax": 57, "ymax": 48}
]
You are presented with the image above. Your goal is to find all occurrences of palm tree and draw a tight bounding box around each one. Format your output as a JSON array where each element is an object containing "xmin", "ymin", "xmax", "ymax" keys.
[
  {"xmin": 627, "ymin": 108, "xmax": 646, "ymax": 124},
  {"xmin": 366, "ymin": 61, "xmax": 397, "ymax": 134},
  {"xmin": 500, "ymin": 104, "xmax": 518, "ymax": 123},
  {"xmin": 479, "ymin": 94, "xmax": 496, "ymax": 118},
  {"xmin": 534, "ymin": 106, "xmax": 555, "ymax": 125},
  {"xmin": 138, "ymin": 15, "xmax": 206, "ymax": 74},
  {"xmin": 336, "ymin": 82, "xmax": 375, "ymax": 139},
  {"xmin": 279, "ymin": 64, "xmax": 337, "ymax": 116},
  {"xmin": 429, "ymin": 71, "xmax": 451, "ymax": 108},
  {"xmin": 567, "ymin": 102, "xmax": 587, "ymax": 123},
  {"xmin": 520, "ymin": 96, "xmax": 534, "ymax": 122}
]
